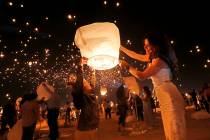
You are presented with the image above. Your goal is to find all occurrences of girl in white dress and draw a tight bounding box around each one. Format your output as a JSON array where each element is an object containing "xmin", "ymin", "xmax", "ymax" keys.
[{"xmin": 120, "ymin": 32, "xmax": 186, "ymax": 140}]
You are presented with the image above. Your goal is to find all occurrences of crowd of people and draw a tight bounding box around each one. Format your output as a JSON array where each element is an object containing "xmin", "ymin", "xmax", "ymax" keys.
[{"xmin": 0, "ymin": 31, "xmax": 210, "ymax": 140}]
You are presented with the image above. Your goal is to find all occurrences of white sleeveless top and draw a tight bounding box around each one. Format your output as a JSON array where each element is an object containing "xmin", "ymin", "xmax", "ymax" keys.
[{"xmin": 150, "ymin": 68, "xmax": 172, "ymax": 88}]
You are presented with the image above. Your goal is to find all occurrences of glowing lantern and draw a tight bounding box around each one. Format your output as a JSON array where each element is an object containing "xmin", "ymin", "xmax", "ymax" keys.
[
  {"xmin": 36, "ymin": 82, "xmax": 54, "ymax": 101},
  {"xmin": 74, "ymin": 22, "xmax": 120, "ymax": 70},
  {"xmin": 100, "ymin": 85, "xmax": 107, "ymax": 96},
  {"xmin": 123, "ymin": 76, "xmax": 141, "ymax": 94}
]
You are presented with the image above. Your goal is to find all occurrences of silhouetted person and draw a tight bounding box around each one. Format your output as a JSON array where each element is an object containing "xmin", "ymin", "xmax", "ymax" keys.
[
  {"xmin": 64, "ymin": 101, "xmax": 71, "ymax": 126},
  {"xmin": 116, "ymin": 83, "xmax": 128, "ymax": 132},
  {"xmin": 191, "ymin": 89, "xmax": 199, "ymax": 111},
  {"xmin": 105, "ymin": 101, "xmax": 112, "ymax": 119},
  {"xmin": 202, "ymin": 83, "xmax": 210, "ymax": 113},
  {"xmin": 20, "ymin": 93, "xmax": 39, "ymax": 140},
  {"xmin": 68, "ymin": 57, "xmax": 99, "ymax": 140},
  {"xmin": 1, "ymin": 100, "xmax": 17, "ymax": 132},
  {"xmin": 43, "ymin": 83, "xmax": 61, "ymax": 140},
  {"xmin": 133, "ymin": 94, "xmax": 144, "ymax": 122}
]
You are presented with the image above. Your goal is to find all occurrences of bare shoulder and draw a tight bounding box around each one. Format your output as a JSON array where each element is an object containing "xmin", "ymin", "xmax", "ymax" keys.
[{"xmin": 151, "ymin": 58, "xmax": 168, "ymax": 68}]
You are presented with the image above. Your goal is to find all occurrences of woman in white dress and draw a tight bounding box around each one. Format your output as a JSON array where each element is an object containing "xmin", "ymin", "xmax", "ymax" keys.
[{"xmin": 120, "ymin": 32, "xmax": 186, "ymax": 140}]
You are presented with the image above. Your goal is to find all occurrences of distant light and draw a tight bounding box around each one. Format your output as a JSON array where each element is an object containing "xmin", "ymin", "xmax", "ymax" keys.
[
  {"xmin": 127, "ymin": 39, "xmax": 131, "ymax": 45},
  {"xmin": 182, "ymin": 64, "xmax": 185, "ymax": 67},
  {"xmin": 34, "ymin": 27, "xmax": 39, "ymax": 32},
  {"xmin": 116, "ymin": 2, "xmax": 120, "ymax": 7},
  {"xmin": 43, "ymin": 70, "xmax": 47, "ymax": 74},
  {"xmin": 104, "ymin": 1, "xmax": 107, "ymax": 5},
  {"xmin": 8, "ymin": 2, "xmax": 13, "ymax": 6},
  {"xmin": 207, "ymin": 59, "xmax": 210, "ymax": 63},
  {"xmin": 195, "ymin": 45, "xmax": 199, "ymax": 49},
  {"xmin": 19, "ymin": 30, "xmax": 22, "ymax": 33},
  {"xmin": 45, "ymin": 48, "xmax": 50, "ymax": 54},
  {"xmin": 14, "ymin": 59, "xmax": 18, "ymax": 62},
  {"xmin": 185, "ymin": 93, "xmax": 188, "ymax": 97},
  {"xmin": 28, "ymin": 61, "xmax": 32, "ymax": 66},
  {"xmin": 45, "ymin": 16, "xmax": 49, "ymax": 20},
  {"xmin": 204, "ymin": 64, "xmax": 208, "ymax": 68},
  {"xmin": 20, "ymin": 4, "xmax": 24, "ymax": 8},
  {"xmin": 67, "ymin": 14, "xmax": 72, "ymax": 20},
  {"xmin": 24, "ymin": 44, "xmax": 27, "ymax": 47},
  {"xmin": 189, "ymin": 50, "xmax": 193, "ymax": 53},
  {"xmin": 170, "ymin": 40, "xmax": 174, "ymax": 44},
  {"xmin": 6, "ymin": 93, "xmax": 10, "ymax": 97},
  {"xmin": 0, "ymin": 52, "xmax": 4, "ymax": 58},
  {"xmin": 26, "ymin": 22, "xmax": 29, "ymax": 26},
  {"xmin": 12, "ymin": 18, "xmax": 16, "ymax": 23},
  {"xmin": 196, "ymin": 48, "xmax": 200, "ymax": 52},
  {"xmin": 114, "ymin": 20, "xmax": 117, "ymax": 23}
]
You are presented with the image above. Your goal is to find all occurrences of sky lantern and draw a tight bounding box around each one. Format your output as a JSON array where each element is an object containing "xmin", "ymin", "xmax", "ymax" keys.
[
  {"xmin": 123, "ymin": 76, "xmax": 141, "ymax": 94},
  {"xmin": 100, "ymin": 85, "xmax": 107, "ymax": 96},
  {"xmin": 74, "ymin": 22, "xmax": 120, "ymax": 70},
  {"xmin": 36, "ymin": 82, "xmax": 54, "ymax": 101}
]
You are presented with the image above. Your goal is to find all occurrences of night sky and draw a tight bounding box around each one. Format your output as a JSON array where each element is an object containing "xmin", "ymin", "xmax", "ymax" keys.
[{"xmin": 0, "ymin": 0, "xmax": 210, "ymax": 105}]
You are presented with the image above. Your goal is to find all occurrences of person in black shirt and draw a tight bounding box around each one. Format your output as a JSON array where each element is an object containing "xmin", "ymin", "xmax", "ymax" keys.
[{"xmin": 68, "ymin": 57, "xmax": 99, "ymax": 140}]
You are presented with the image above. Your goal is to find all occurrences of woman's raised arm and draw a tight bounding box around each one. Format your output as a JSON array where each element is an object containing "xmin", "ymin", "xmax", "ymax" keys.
[{"xmin": 120, "ymin": 45, "xmax": 150, "ymax": 62}]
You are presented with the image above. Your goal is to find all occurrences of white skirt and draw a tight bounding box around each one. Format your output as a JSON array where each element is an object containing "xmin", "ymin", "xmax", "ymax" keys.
[{"xmin": 155, "ymin": 82, "xmax": 186, "ymax": 140}]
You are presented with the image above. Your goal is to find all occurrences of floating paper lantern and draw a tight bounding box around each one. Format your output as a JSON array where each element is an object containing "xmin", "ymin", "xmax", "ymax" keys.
[
  {"xmin": 36, "ymin": 82, "xmax": 54, "ymax": 101},
  {"xmin": 123, "ymin": 76, "xmax": 141, "ymax": 94},
  {"xmin": 100, "ymin": 85, "xmax": 107, "ymax": 96},
  {"xmin": 74, "ymin": 22, "xmax": 120, "ymax": 70}
]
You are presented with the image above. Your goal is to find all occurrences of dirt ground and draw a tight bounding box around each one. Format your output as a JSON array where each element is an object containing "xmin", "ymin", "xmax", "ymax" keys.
[{"xmin": 1, "ymin": 107, "xmax": 210, "ymax": 140}]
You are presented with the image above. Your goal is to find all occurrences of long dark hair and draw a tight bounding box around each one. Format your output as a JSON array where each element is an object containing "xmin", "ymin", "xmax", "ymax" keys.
[{"xmin": 145, "ymin": 32, "xmax": 178, "ymax": 79}]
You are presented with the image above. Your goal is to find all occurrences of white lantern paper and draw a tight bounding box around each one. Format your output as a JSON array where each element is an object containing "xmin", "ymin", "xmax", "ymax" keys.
[
  {"xmin": 74, "ymin": 22, "xmax": 120, "ymax": 70},
  {"xmin": 123, "ymin": 76, "xmax": 141, "ymax": 94},
  {"xmin": 36, "ymin": 82, "xmax": 54, "ymax": 101}
]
